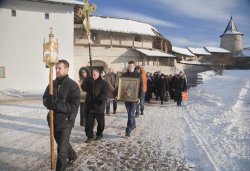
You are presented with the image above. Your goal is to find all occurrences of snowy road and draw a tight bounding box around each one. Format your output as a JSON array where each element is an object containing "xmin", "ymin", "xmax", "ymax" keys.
[
  {"xmin": 0, "ymin": 99, "xmax": 188, "ymax": 170},
  {"xmin": 182, "ymin": 70, "xmax": 250, "ymax": 171},
  {"xmin": 0, "ymin": 70, "xmax": 249, "ymax": 171}
]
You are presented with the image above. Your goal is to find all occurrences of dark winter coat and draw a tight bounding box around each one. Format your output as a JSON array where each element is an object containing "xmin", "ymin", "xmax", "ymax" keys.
[
  {"xmin": 145, "ymin": 77, "xmax": 153, "ymax": 101},
  {"xmin": 173, "ymin": 76, "xmax": 187, "ymax": 102},
  {"xmin": 173, "ymin": 76, "xmax": 187, "ymax": 92},
  {"xmin": 81, "ymin": 76, "xmax": 108, "ymax": 114},
  {"xmin": 43, "ymin": 74, "xmax": 80, "ymax": 131},
  {"xmin": 157, "ymin": 76, "xmax": 168, "ymax": 100}
]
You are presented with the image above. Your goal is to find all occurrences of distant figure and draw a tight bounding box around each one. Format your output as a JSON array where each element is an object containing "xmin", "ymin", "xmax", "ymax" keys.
[
  {"xmin": 81, "ymin": 69, "xmax": 108, "ymax": 143},
  {"xmin": 78, "ymin": 67, "xmax": 90, "ymax": 127},
  {"xmin": 157, "ymin": 74, "xmax": 168, "ymax": 105},
  {"xmin": 135, "ymin": 66, "xmax": 147, "ymax": 116},
  {"xmin": 169, "ymin": 74, "xmax": 175, "ymax": 100},
  {"xmin": 145, "ymin": 72, "xmax": 153, "ymax": 103},
  {"xmin": 43, "ymin": 59, "xmax": 80, "ymax": 171},
  {"xmin": 173, "ymin": 71, "xmax": 187, "ymax": 107},
  {"xmin": 153, "ymin": 72, "xmax": 160, "ymax": 100},
  {"xmin": 164, "ymin": 75, "xmax": 170, "ymax": 102},
  {"xmin": 104, "ymin": 68, "xmax": 118, "ymax": 115}
]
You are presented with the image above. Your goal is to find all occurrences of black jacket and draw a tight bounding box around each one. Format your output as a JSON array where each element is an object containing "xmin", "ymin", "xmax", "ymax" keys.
[
  {"xmin": 158, "ymin": 77, "xmax": 168, "ymax": 97},
  {"xmin": 81, "ymin": 76, "xmax": 108, "ymax": 114},
  {"xmin": 43, "ymin": 75, "xmax": 80, "ymax": 131},
  {"xmin": 173, "ymin": 76, "xmax": 187, "ymax": 92}
]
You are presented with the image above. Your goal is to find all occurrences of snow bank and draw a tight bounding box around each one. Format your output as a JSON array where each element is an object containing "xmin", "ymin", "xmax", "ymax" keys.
[{"xmin": 0, "ymin": 89, "xmax": 43, "ymax": 101}]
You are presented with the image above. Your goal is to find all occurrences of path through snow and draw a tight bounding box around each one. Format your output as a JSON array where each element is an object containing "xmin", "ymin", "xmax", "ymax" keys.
[{"xmin": 0, "ymin": 70, "xmax": 249, "ymax": 170}]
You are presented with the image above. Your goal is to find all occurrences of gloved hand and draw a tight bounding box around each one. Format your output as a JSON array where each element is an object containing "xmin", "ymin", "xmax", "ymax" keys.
[{"xmin": 47, "ymin": 94, "xmax": 56, "ymax": 110}]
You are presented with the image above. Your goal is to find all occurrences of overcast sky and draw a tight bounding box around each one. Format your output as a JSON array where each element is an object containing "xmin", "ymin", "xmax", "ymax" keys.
[{"xmin": 88, "ymin": 0, "xmax": 250, "ymax": 48}]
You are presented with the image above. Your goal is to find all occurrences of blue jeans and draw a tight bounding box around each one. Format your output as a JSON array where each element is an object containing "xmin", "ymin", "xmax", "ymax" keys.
[
  {"xmin": 105, "ymin": 99, "xmax": 117, "ymax": 112},
  {"xmin": 136, "ymin": 92, "xmax": 145, "ymax": 113},
  {"xmin": 125, "ymin": 102, "xmax": 137, "ymax": 133}
]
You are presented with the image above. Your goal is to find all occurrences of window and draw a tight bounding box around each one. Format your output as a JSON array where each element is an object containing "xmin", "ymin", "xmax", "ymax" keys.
[
  {"xmin": 91, "ymin": 33, "xmax": 97, "ymax": 42},
  {"xmin": 45, "ymin": 13, "xmax": 49, "ymax": 19},
  {"xmin": 0, "ymin": 67, "xmax": 5, "ymax": 78},
  {"xmin": 11, "ymin": 9, "xmax": 16, "ymax": 17},
  {"xmin": 135, "ymin": 36, "xmax": 141, "ymax": 42}
]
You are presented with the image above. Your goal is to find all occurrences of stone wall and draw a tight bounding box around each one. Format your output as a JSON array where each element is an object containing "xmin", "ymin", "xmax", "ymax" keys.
[
  {"xmin": 182, "ymin": 64, "xmax": 211, "ymax": 85},
  {"xmin": 74, "ymin": 29, "xmax": 177, "ymax": 80},
  {"xmin": 220, "ymin": 34, "xmax": 243, "ymax": 52},
  {"xmin": 74, "ymin": 45, "xmax": 177, "ymax": 80}
]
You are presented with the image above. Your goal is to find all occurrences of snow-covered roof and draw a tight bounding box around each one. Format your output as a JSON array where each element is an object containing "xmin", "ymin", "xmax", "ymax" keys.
[
  {"xmin": 84, "ymin": 16, "xmax": 159, "ymax": 36},
  {"xmin": 180, "ymin": 60, "xmax": 212, "ymax": 65},
  {"xmin": 42, "ymin": 0, "xmax": 83, "ymax": 5},
  {"xmin": 204, "ymin": 47, "xmax": 231, "ymax": 53},
  {"xmin": 136, "ymin": 48, "xmax": 175, "ymax": 58},
  {"xmin": 221, "ymin": 16, "xmax": 243, "ymax": 37},
  {"xmin": 172, "ymin": 46, "xmax": 195, "ymax": 56},
  {"xmin": 234, "ymin": 48, "xmax": 250, "ymax": 57},
  {"xmin": 187, "ymin": 47, "xmax": 211, "ymax": 55},
  {"xmin": 242, "ymin": 48, "xmax": 250, "ymax": 57}
]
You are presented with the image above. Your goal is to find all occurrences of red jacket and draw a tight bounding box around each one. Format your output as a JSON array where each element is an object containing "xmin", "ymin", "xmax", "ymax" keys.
[{"xmin": 140, "ymin": 69, "xmax": 147, "ymax": 93}]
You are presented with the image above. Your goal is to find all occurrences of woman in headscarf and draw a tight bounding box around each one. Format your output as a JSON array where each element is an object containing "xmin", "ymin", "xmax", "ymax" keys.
[{"xmin": 78, "ymin": 67, "xmax": 90, "ymax": 126}]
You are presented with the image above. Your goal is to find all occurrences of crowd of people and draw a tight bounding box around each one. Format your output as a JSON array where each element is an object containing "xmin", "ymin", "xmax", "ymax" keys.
[
  {"xmin": 42, "ymin": 59, "xmax": 187, "ymax": 171},
  {"xmin": 144, "ymin": 70, "xmax": 187, "ymax": 106}
]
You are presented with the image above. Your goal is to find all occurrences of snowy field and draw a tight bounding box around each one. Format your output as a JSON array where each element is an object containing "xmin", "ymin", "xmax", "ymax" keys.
[{"xmin": 0, "ymin": 70, "xmax": 249, "ymax": 171}]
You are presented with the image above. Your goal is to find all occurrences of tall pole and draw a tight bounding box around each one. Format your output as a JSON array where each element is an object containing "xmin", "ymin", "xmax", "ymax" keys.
[
  {"xmin": 78, "ymin": 0, "xmax": 96, "ymax": 76},
  {"xmin": 49, "ymin": 65, "xmax": 55, "ymax": 170},
  {"xmin": 43, "ymin": 28, "xmax": 59, "ymax": 170}
]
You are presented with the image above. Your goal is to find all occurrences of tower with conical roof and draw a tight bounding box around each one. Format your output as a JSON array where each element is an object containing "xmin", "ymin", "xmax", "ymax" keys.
[{"xmin": 220, "ymin": 16, "xmax": 243, "ymax": 52}]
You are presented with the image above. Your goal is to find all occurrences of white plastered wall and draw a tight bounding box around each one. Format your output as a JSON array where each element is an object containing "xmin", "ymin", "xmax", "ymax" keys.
[{"xmin": 0, "ymin": 0, "xmax": 75, "ymax": 92}]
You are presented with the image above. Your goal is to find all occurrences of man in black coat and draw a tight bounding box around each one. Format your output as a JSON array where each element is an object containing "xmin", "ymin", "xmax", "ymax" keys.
[
  {"xmin": 173, "ymin": 71, "xmax": 187, "ymax": 107},
  {"xmin": 158, "ymin": 74, "xmax": 168, "ymax": 105},
  {"xmin": 43, "ymin": 60, "xmax": 80, "ymax": 171},
  {"xmin": 81, "ymin": 69, "xmax": 108, "ymax": 143}
]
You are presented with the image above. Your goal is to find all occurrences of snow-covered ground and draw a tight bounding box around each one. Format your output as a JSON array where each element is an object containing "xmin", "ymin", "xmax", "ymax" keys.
[
  {"xmin": 0, "ymin": 70, "xmax": 249, "ymax": 170},
  {"xmin": 183, "ymin": 70, "xmax": 250, "ymax": 171}
]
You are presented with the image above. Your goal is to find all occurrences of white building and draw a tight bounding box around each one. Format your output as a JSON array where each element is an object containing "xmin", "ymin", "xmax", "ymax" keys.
[
  {"xmin": 74, "ymin": 16, "xmax": 176, "ymax": 79},
  {"xmin": 0, "ymin": 0, "xmax": 82, "ymax": 92}
]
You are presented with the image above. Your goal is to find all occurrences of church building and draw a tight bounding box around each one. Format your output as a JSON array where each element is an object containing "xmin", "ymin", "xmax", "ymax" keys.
[{"xmin": 74, "ymin": 15, "xmax": 177, "ymax": 80}]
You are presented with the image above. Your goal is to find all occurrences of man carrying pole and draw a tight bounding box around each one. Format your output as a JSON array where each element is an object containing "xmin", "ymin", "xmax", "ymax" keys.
[{"xmin": 43, "ymin": 59, "xmax": 80, "ymax": 171}]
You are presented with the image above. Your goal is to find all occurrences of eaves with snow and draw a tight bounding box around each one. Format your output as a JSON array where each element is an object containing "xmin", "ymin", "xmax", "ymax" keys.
[
  {"xmin": 136, "ymin": 48, "xmax": 175, "ymax": 58},
  {"xmin": 187, "ymin": 47, "xmax": 211, "ymax": 56},
  {"xmin": 241, "ymin": 48, "xmax": 250, "ymax": 57},
  {"xmin": 234, "ymin": 48, "xmax": 250, "ymax": 57},
  {"xmin": 77, "ymin": 16, "xmax": 161, "ymax": 37},
  {"xmin": 204, "ymin": 47, "xmax": 231, "ymax": 53},
  {"xmin": 180, "ymin": 60, "xmax": 212, "ymax": 66},
  {"xmin": 172, "ymin": 46, "xmax": 195, "ymax": 56}
]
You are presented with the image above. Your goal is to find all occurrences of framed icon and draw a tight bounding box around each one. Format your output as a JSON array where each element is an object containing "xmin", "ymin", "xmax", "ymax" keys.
[{"xmin": 117, "ymin": 77, "xmax": 140, "ymax": 102}]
